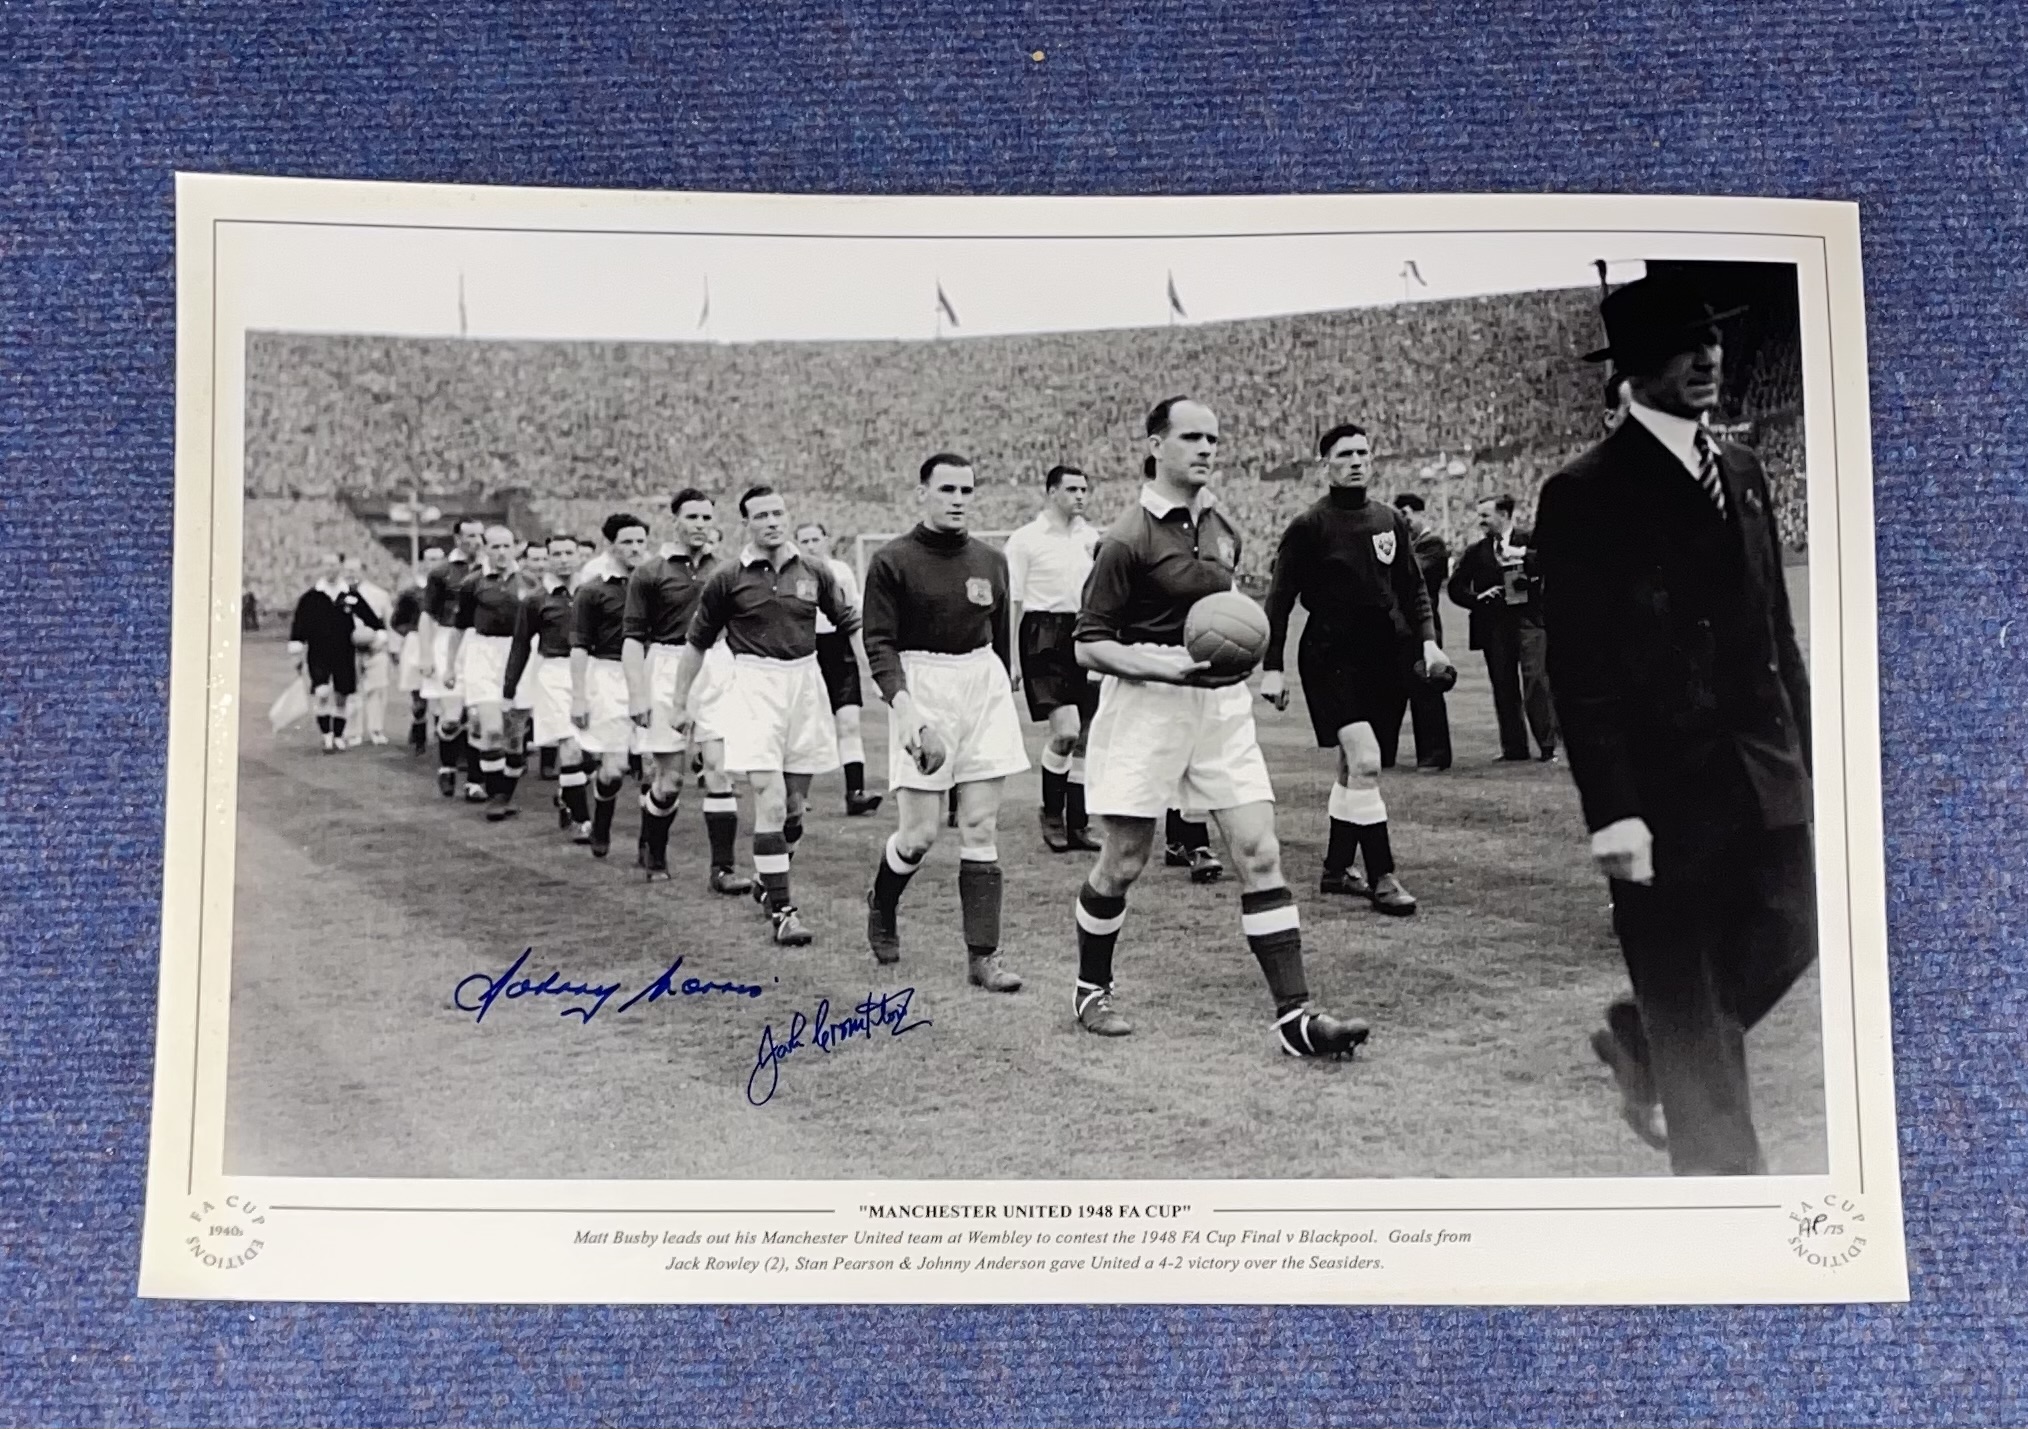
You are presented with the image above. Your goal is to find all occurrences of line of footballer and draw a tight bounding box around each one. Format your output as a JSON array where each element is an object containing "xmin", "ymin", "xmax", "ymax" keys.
[{"xmin": 377, "ymin": 395, "xmax": 1486, "ymax": 1063}]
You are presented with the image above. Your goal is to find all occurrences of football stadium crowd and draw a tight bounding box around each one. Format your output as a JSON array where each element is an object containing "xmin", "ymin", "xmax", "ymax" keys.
[{"xmin": 243, "ymin": 283, "xmax": 1805, "ymax": 598}]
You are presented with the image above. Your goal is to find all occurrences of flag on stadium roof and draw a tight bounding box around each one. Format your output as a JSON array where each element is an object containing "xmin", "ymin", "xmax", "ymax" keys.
[
  {"xmin": 1403, "ymin": 260, "xmax": 1427, "ymax": 288},
  {"xmin": 697, "ymin": 276, "xmax": 711, "ymax": 332},
  {"xmin": 1167, "ymin": 270, "xmax": 1188, "ymax": 320},
  {"xmin": 935, "ymin": 280, "xmax": 961, "ymax": 328}
]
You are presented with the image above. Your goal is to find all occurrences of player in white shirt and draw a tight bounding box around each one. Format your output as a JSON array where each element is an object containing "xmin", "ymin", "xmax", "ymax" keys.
[
  {"xmin": 1003, "ymin": 464, "xmax": 1103, "ymax": 852},
  {"xmin": 797, "ymin": 522, "xmax": 882, "ymax": 817}
]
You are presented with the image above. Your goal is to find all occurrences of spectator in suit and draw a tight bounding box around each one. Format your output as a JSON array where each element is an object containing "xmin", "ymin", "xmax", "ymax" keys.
[
  {"xmin": 1534, "ymin": 273, "xmax": 1813, "ymax": 1175},
  {"xmin": 1448, "ymin": 493, "xmax": 1559, "ymax": 762},
  {"xmin": 1392, "ymin": 493, "xmax": 1453, "ymax": 772}
]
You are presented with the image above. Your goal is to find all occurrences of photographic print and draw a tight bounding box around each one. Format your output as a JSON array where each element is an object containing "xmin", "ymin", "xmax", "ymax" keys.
[{"xmin": 143, "ymin": 179, "xmax": 1902, "ymax": 1302}]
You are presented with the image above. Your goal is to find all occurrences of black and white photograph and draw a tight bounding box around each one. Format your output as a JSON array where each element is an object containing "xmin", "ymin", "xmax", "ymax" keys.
[{"xmin": 145, "ymin": 180, "xmax": 1902, "ymax": 1303}]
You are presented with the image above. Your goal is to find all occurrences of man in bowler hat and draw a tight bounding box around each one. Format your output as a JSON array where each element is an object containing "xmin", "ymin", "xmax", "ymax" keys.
[{"xmin": 1532, "ymin": 273, "xmax": 1814, "ymax": 1175}]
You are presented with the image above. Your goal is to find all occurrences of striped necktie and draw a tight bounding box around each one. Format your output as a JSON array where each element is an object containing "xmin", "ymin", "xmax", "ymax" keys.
[{"xmin": 1693, "ymin": 428, "xmax": 1728, "ymax": 517}]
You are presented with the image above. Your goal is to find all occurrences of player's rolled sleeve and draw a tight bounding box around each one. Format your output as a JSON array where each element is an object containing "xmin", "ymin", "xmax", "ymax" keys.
[
  {"xmin": 1005, "ymin": 529, "xmax": 1031, "ymax": 604},
  {"xmin": 1261, "ymin": 517, "xmax": 1309, "ymax": 672},
  {"xmin": 859, "ymin": 554, "xmax": 908, "ymax": 703},
  {"xmin": 815, "ymin": 564, "xmax": 861, "ymax": 640},
  {"xmin": 504, "ymin": 593, "xmax": 538, "ymax": 699},
  {"xmin": 1391, "ymin": 515, "xmax": 1436, "ymax": 644},
  {"xmin": 1072, "ymin": 538, "xmax": 1135, "ymax": 645},
  {"xmin": 621, "ymin": 567, "xmax": 654, "ymax": 644},
  {"xmin": 685, "ymin": 568, "xmax": 733, "ymax": 652}
]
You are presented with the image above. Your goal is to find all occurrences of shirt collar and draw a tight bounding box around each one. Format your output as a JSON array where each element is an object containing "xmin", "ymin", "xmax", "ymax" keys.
[
  {"xmin": 740, "ymin": 543, "xmax": 798, "ymax": 572},
  {"xmin": 1626, "ymin": 400, "xmax": 1708, "ymax": 477},
  {"xmin": 315, "ymin": 577, "xmax": 345, "ymax": 596},
  {"xmin": 581, "ymin": 552, "xmax": 626, "ymax": 583},
  {"xmin": 1139, "ymin": 483, "xmax": 1216, "ymax": 521}
]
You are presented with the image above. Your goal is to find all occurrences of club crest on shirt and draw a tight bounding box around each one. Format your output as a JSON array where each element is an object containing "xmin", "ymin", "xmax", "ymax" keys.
[
  {"xmin": 1372, "ymin": 531, "xmax": 1397, "ymax": 564},
  {"xmin": 965, "ymin": 577, "xmax": 993, "ymax": 607},
  {"xmin": 795, "ymin": 577, "xmax": 818, "ymax": 602},
  {"xmin": 1213, "ymin": 535, "xmax": 1237, "ymax": 566}
]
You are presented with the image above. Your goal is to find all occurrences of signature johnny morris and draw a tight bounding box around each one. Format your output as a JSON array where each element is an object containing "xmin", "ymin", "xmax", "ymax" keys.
[{"xmin": 453, "ymin": 948, "xmax": 764, "ymax": 1025}]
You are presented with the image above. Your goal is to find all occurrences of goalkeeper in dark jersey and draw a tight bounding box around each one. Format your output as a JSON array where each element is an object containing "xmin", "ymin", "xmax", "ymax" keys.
[{"xmin": 1262, "ymin": 423, "xmax": 1455, "ymax": 915}]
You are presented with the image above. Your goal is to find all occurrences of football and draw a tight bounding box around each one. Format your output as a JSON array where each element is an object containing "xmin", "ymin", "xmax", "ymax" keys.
[
  {"xmin": 1184, "ymin": 589, "xmax": 1271, "ymax": 674},
  {"xmin": 1412, "ymin": 655, "xmax": 1459, "ymax": 693}
]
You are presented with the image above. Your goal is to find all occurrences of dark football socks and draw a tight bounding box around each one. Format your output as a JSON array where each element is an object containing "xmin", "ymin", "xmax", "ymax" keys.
[
  {"xmin": 844, "ymin": 761, "xmax": 866, "ymax": 800},
  {"xmin": 1065, "ymin": 755, "xmax": 1089, "ymax": 831},
  {"xmin": 438, "ymin": 727, "xmax": 465, "ymax": 776},
  {"xmin": 466, "ymin": 742, "xmax": 486, "ymax": 789},
  {"xmin": 1165, "ymin": 809, "xmax": 1210, "ymax": 851},
  {"xmin": 1039, "ymin": 744, "xmax": 1071, "ymax": 818},
  {"xmin": 872, "ymin": 832, "xmax": 924, "ymax": 912},
  {"xmin": 1330, "ymin": 783, "xmax": 1394, "ymax": 879},
  {"xmin": 703, "ymin": 792, "xmax": 739, "ymax": 870},
  {"xmin": 591, "ymin": 774, "xmax": 622, "ymax": 843},
  {"xmin": 1240, "ymin": 885, "xmax": 1309, "ymax": 1015},
  {"xmin": 480, "ymin": 753, "xmax": 506, "ymax": 797},
  {"xmin": 316, "ymin": 715, "xmax": 332, "ymax": 735},
  {"xmin": 1075, "ymin": 880, "xmax": 1128, "ymax": 988},
  {"xmin": 558, "ymin": 762, "xmax": 591, "ymax": 824},
  {"xmin": 330, "ymin": 715, "xmax": 347, "ymax": 741},
  {"xmin": 499, "ymin": 753, "xmax": 523, "ymax": 803},
  {"xmin": 958, "ymin": 848, "xmax": 1003, "ymax": 956},
  {"xmin": 639, "ymin": 789, "xmax": 678, "ymax": 864},
  {"xmin": 753, "ymin": 831, "xmax": 792, "ymax": 912},
  {"xmin": 782, "ymin": 815, "xmax": 803, "ymax": 860}
]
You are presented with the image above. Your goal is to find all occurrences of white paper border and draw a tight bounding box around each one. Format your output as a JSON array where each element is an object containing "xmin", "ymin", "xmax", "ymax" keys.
[{"xmin": 143, "ymin": 176, "xmax": 1904, "ymax": 1304}]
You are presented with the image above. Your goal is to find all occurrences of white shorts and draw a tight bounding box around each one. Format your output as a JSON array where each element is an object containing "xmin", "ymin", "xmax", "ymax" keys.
[
  {"xmin": 458, "ymin": 632, "xmax": 513, "ymax": 707},
  {"xmin": 531, "ymin": 657, "xmax": 576, "ymax": 748},
  {"xmin": 421, "ymin": 627, "xmax": 459, "ymax": 701},
  {"xmin": 573, "ymin": 658, "xmax": 635, "ymax": 756},
  {"xmin": 397, "ymin": 630, "xmax": 425, "ymax": 693},
  {"xmin": 360, "ymin": 649, "xmax": 392, "ymax": 694},
  {"xmin": 512, "ymin": 651, "xmax": 539, "ymax": 712},
  {"xmin": 1083, "ymin": 663, "xmax": 1275, "ymax": 818},
  {"xmin": 887, "ymin": 648, "xmax": 1031, "ymax": 793},
  {"xmin": 719, "ymin": 653, "xmax": 838, "ymax": 776},
  {"xmin": 639, "ymin": 641, "xmax": 733, "ymax": 754}
]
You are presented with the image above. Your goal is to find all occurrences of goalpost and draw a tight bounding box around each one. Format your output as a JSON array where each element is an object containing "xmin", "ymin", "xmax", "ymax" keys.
[{"xmin": 853, "ymin": 530, "xmax": 1015, "ymax": 585}]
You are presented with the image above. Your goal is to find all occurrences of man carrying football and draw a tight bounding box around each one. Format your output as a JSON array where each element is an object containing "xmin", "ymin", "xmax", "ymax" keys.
[{"xmin": 1068, "ymin": 395, "xmax": 1370, "ymax": 1059}]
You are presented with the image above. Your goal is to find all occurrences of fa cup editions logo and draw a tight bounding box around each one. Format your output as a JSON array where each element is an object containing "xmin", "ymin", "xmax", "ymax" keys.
[
  {"xmin": 1787, "ymin": 1195, "xmax": 1867, "ymax": 1269},
  {"xmin": 186, "ymin": 1195, "xmax": 267, "ymax": 1271}
]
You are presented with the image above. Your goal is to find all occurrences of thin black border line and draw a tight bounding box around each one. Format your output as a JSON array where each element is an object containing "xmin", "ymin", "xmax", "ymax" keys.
[
  {"xmin": 184, "ymin": 210, "xmax": 1873, "ymax": 1217},
  {"xmin": 187, "ymin": 218, "xmax": 219, "ymax": 1199},
  {"xmin": 1820, "ymin": 238, "xmax": 1867, "ymax": 1195},
  {"xmin": 1210, "ymin": 1205, "xmax": 1783, "ymax": 1214},
  {"xmin": 212, "ymin": 217, "xmax": 1847, "ymax": 243}
]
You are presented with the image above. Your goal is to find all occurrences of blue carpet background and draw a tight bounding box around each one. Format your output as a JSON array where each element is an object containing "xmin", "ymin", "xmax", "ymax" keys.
[{"xmin": 4, "ymin": 2, "xmax": 2023, "ymax": 1423}]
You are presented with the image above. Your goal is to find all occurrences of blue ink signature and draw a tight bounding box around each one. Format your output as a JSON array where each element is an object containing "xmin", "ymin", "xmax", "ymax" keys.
[
  {"xmin": 454, "ymin": 950, "xmax": 764, "ymax": 1026},
  {"xmin": 746, "ymin": 989, "xmax": 931, "ymax": 1107}
]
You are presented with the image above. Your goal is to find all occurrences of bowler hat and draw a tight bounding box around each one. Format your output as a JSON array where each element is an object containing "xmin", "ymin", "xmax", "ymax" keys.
[{"xmin": 1583, "ymin": 274, "xmax": 1747, "ymax": 366}]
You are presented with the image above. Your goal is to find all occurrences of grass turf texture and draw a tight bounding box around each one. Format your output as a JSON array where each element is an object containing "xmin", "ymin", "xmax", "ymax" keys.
[{"xmin": 224, "ymin": 578, "xmax": 1824, "ymax": 1180}]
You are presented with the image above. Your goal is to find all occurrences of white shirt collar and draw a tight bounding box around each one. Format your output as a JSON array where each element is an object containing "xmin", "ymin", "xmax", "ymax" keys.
[
  {"xmin": 1139, "ymin": 483, "xmax": 1216, "ymax": 520},
  {"xmin": 315, "ymin": 577, "xmax": 345, "ymax": 596},
  {"xmin": 1626, "ymin": 400, "xmax": 1708, "ymax": 477},
  {"xmin": 740, "ymin": 543, "xmax": 796, "ymax": 570},
  {"xmin": 581, "ymin": 552, "xmax": 626, "ymax": 582}
]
